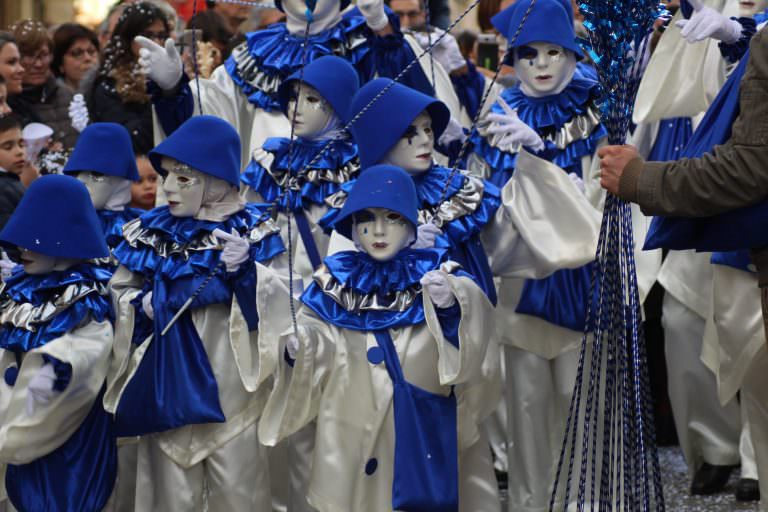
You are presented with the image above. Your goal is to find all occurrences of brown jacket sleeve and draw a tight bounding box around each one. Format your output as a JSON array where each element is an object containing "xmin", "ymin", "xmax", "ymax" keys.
[{"xmin": 620, "ymin": 27, "xmax": 768, "ymax": 217}]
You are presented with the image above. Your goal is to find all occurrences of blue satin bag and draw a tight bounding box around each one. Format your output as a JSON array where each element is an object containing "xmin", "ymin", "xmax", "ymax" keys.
[
  {"xmin": 373, "ymin": 330, "xmax": 459, "ymax": 512},
  {"xmin": 6, "ymin": 389, "xmax": 117, "ymax": 512}
]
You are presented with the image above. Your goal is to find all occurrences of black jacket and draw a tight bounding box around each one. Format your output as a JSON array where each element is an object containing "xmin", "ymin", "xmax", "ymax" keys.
[
  {"xmin": 0, "ymin": 172, "xmax": 25, "ymax": 232},
  {"xmin": 88, "ymin": 76, "xmax": 154, "ymax": 154}
]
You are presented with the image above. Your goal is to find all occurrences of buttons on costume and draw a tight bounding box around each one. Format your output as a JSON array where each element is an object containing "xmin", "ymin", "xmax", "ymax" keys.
[
  {"xmin": 4, "ymin": 366, "xmax": 18, "ymax": 387},
  {"xmin": 365, "ymin": 458, "xmax": 378, "ymax": 475},
  {"xmin": 367, "ymin": 347, "xmax": 385, "ymax": 365}
]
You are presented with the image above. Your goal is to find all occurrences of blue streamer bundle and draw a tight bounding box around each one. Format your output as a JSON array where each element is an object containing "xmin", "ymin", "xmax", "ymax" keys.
[{"xmin": 549, "ymin": 1, "xmax": 666, "ymax": 511}]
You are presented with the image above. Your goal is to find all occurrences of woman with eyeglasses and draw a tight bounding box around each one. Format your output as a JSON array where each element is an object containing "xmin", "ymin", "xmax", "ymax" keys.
[
  {"xmin": 52, "ymin": 23, "xmax": 100, "ymax": 94},
  {"xmin": 88, "ymin": 2, "xmax": 169, "ymax": 155},
  {"xmin": 7, "ymin": 20, "xmax": 79, "ymax": 149}
]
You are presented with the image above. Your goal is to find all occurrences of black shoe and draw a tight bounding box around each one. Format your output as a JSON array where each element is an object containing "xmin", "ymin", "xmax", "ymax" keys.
[
  {"xmin": 690, "ymin": 463, "xmax": 735, "ymax": 495},
  {"xmin": 495, "ymin": 469, "xmax": 508, "ymax": 491},
  {"xmin": 735, "ymin": 478, "xmax": 760, "ymax": 502}
]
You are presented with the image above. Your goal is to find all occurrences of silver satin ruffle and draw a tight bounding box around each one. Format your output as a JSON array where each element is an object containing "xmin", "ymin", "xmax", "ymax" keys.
[
  {"xmin": 0, "ymin": 281, "xmax": 107, "ymax": 332},
  {"xmin": 266, "ymin": 158, "xmax": 360, "ymax": 192}
]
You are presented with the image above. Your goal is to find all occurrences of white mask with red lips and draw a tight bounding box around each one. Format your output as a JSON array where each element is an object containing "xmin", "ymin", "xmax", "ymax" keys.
[
  {"xmin": 161, "ymin": 157, "xmax": 206, "ymax": 218},
  {"xmin": 283, "ymin": 0, "xmax": 343, "ymax": 35},
  {"xmin": 352, "ymin": 207, "xmax": 415, "ymax": 262},
  {"xmin": 380, "ymin": 111, "xmax": 435, "ymax": 175},
  {"xmin": 513, "ymin": 42, "xmax": 577, "ymax": 98},
  {"xmin": 739, "ymin": 0, "xmax": 768, "ymax": 17}
]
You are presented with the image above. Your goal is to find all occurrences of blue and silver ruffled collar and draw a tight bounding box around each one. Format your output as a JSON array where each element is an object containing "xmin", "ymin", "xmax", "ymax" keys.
[
  {"xmin": 242, "ymin": 137, "xmax": 360, "ymax": 211},
  {"xmin": 98, "ymin": 208, "xmax": 142, "ymax": 248},
  {"xmin": 225, "ymin": 18, "xmax": 369, "ymax": 111},
  {"xmin": 0, "ymin": 264, "xmax": 111, "ymax": 352}
]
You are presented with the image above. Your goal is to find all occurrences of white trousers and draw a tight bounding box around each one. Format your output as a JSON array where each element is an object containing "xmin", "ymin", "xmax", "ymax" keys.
[
  {"xmin": 504, "ymin": 345, "xmax": 579, "ymax": 512},
  {"xmin": 741, "ymin": 400, "xmax": 758, "ymax": 480},
  {"xmin": 662, "ymin": 294, "xmax": 740, "ymax": 471},
  {"xmin": 135, "ymin": 421, "xmax": 271, "ymax": 511},
  {"xmin": 742, "ymin": 345, "xmax": 768, "ymax": 511}
]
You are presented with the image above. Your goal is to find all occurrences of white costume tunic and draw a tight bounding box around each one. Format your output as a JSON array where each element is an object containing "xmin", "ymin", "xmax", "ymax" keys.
[
  {"xmin": 0, "ymin": 265, "xmax": 116, "ymax": 512},
  {"xmin": 103, "ymin": 205, "xmax": 288, "ymax": 511}
]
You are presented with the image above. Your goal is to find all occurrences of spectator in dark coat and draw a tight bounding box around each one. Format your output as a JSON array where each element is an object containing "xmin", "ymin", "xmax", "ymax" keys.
[
  {"xmin": 0, "ymin": 115, "xmax": 26, "ymax": 231},
  {"xmin": 88, "ymin": 3, "xmax": 169, "ymax": 154}
]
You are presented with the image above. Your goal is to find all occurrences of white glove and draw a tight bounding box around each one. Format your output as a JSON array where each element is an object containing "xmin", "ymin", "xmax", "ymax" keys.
[
  {"xmin": 413, "ymin": 30, "xmax": 467, "ymax": 73},
  {"xmin": 438, "ymin": 116, "xmax": 467, "ymax": 147},
  {"xmin": 142, "ymin": 291, "xmax": 154, "ymax": 321},
  {"xmin": 411, "ymin": 223, "xmax": 442, "ymax": 249},
  {"xmin": 135, "ymin": 36, "xmax": 183, "ymax": 91},
  {"xmin": 285, "ymin": 334, "xmax": 300, "ymax": 360},
  {"xmin": 358, "ymin": 0, "xmax": 389, "ymax": 31},
  {"xmin": 568, "ymin": 172, "xmax": 585, "ymax": 193},
  {"xmin": 68, "ymin": 94, "xmax": 89, "ymax": 133},
  {"xmin": 420, "ymin": 269, "xmax": 456, "ymax": 308},
  {"xmin": 213, "ymin": 228, "xmax": 250, "ymax": 273},
  {"xmin": 0, "ymin": 250, "xmax": 17, "ymax": 281},
  {"xmin": 26, "ymin": 364, "xmax": 58, "ymax": 416},
  {"xmin": 675, "ymin": 0, "xmax": 742, "ymax": 44},
  {"xmin": 486, "ymin": 97, "xmax": 545, "ymax": 153}
]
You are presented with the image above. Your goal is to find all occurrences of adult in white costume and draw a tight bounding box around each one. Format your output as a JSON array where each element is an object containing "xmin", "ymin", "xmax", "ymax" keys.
[
  {"xmin": 104, "ymin": 116, "xmax": 289, "ymax": 511},
  {"xmin": 0, "ymin": 175, "xmax": 117, "ymax": 512}
]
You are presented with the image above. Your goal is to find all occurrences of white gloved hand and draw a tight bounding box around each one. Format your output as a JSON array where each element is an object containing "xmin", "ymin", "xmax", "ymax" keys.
[
  {"xmin": 412, "ymin": 30, "xmax": 467, "ymax": 73},
  {"xmin": 135, "ymin": 36, "xmax": 183, "ymax": 91},
  {"xmin": 567, "ymin": 172, "xmax": 585, "ymax": 193},
  {"xmin": 0, "ymin": 250, "xmax": 17, "ymax": 281},
  {"xmin": 420, "ymin": 269, "xmax": 456, "ymax": 308},
  {"xmin": 675, "ymin": 0, "xmax": 742, "ymax": 44},
  {"xmin": 438, "ymin": 116, "xmax": 467, "ymax": 147},
  {"xmin": 142, "ymin": 291, "xmax": 154, "ymax": 321},
  {"xmin": 68, "ymin": 94, "xmax": 89, "ymax": 133},
  {"xmin": 358, "ymin": 0, "xmax": 389, "ymax": 31},
  {"xmin": 26, "ymin": 364, "xmax": 58, "ymax": 416},
  {"xmin": 411, "ymin": 223, "xmax": 442, "ymax": 249},
  {"xmin": 486, "ymin": 97, "xmax": 545, "ymax": 153},
  {"xmin": 285, "ymin": 334, "xmax": 300, "ymax": 360},
  {"xmin": 213, "ymin": 228, "xmax": 251, "ymax": 273}
]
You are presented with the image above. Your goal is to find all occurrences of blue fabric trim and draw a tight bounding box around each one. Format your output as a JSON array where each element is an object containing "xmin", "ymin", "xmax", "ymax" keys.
[
  {"xmin": 711, "ymin": 250, "xmax": 755, "ymax": 273},
  {"xmin": 301, "ymin": 249, "xmax": 447, "ymax": 331},
  {"xmin": 41, "ymin": 355, "xmax": 72, "ymax": 392},
  {"xmin": 98, "ymin": 208, "xmax": 142, "ymax": 249},
  {"xmin": 6, "ymin": 388, "xmax": 117, "ymax": 512},
  {"xmin": 294, "ymin": 209, "xmax": 322, "ymax": 270},
  {"xmin": 450, "ymin": 60, "xmax": 484, "ymax": 119},
  {"xmin": 240, "ymin": 137, "xmax": 359, "ymax": 211},
  {"xmin": 0, "ymin": 265, "xmax": 111, "ymax": 352},
  {"xmin": 719, "ymin": 17, "xmax": 757, "ymax": 63},
  {"xmin": 435, "ymin": 303, "xmax": 460, "ymax": 348},
  {"xmin": 225, "ymin": 18, "xmax": 371, "ymax": 112},
  {"xmin": 149, "ymin": 74, "xmax": 194, "ymax": 137},
  {"xmin": 647, "ymin": 117, "xmax": 692, "ymax": 162}
]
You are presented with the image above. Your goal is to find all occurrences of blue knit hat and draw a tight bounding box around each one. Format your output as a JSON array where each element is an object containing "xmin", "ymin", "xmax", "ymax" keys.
[
  {"xmin": 333, "ymin": 165, "xmax": 419, "ymax": 240},
  {"xmin": 273, "ymin": 0, "xmax": 351, "ymax": 13},
  {"xmin": 278, "ymin": 55, "xmax": 360, "ymax": 123},
  {"xmin": 149, "ymin": 115, "xmax": 241, "ymax": 188},
  {"xmin": 62, "ymin": 123, "xmax": 139, "ymax": 181},
  {"xmin": 491, "ymin": 0, "xmax": 582, "ymax": 62},
  {"xmin": 349, "ymin": 78, "xmax": 450, "ymax": 169},
  {"xmin": 0, "ymin": 174, "xmax": 109, "ymax": 259}
]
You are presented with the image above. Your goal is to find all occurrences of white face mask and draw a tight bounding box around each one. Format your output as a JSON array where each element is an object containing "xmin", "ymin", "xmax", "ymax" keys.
[
  {"xmin": 513, "ymin": 42, "xmax": 577, "ymax": 98},
  {"xmin": 381, "ymin": 111, "xmax": 434, "ymax": 174},
  {"xmin": 739, "ymin": 0, "xmax": 768, "ymax": 17},
  {"xmin": 283, "ymin": 0, "xmax": 343, "ymax": 35},
  {"xmin": 353, "ymin": 207, "xmax": 413, "ymax": 262},
  {"xmin": 19, "ymin": 248, "xmax": 78, "ymax": 275},
  {"xmin": 161, "ymin": 157, "xmax": 206, "ymax": 218},
  {"xmin": 76, "ymin": 171, "xmax": 127, "ymax": 210},
  {"xmin": 286, "ymin": 83, "xmax": 335, "ymax": 138}
]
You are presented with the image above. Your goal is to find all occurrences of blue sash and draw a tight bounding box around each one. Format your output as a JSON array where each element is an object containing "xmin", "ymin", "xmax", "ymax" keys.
[
  {"xmin": 372, "ymin": 330, "xmax": 458, "ymax": 512},
  {"xmin": 294, "ymin": 209, "xmax": 323, "ymax": 270},
  {"xmin": 6, "ymin": 388, "xmax": 117, "ymax": 512}
]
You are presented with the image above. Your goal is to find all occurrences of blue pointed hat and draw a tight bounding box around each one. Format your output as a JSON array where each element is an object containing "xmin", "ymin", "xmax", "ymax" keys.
[
  {"xmin": 0, "ymin": 174, "xmax": 109, "ymax": 259},
  {"xmin": 349, "ymin": 78, "xmax": 450, "ymax": 169},
  {"xmin": 62, "ymin": 123, "xmax": 139, "ymax": 181},
  {"xmin": 332, "ymin": 164, "xmax": 418, "ymax": 240},
  {"xmin": 492, "ymin": 0, "xmax": 582, "ymax": 62},
  {"xmin": 278, "ymin": 55, "xmax": 360, "ymax": 122},
  {"xmin": 149, "ymin": 115, "xmax": 241, "ymax": 188}
]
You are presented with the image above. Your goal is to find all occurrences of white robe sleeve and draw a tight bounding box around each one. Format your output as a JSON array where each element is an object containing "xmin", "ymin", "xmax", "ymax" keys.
[
  {"xmin": 0, "ymin": 320, "xmax": 113, "ymax": 464},
  {"xmin": 258, "ymin": 310, "xmax": 335, "ymax": 446},
  {"xmin": 480, "ymin": 149, "xmax": 601, "ymax": 279}
]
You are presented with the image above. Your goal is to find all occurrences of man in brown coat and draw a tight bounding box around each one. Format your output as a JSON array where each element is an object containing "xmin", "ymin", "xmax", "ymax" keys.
[{"xmin": 600, "ymin": 26, "xmax": 768, "ymax": 330}]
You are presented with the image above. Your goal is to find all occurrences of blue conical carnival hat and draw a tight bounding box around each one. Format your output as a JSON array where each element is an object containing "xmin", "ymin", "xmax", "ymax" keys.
[
  {"xmin": 278, "ymin": 55, "xmax": 361, "ymax": 123},
  {"xmin": 348, "ymin": 78, "xmax": 450, "ymax": 169},
  {"xmin": 149, "ymin": 115, "xmax": 242, "ymax": 188},
  {"xmin": 63, "ymin": 123, "xmax": 139, "ymax": 181},
  {"xmin": 0, "ymin": 174, "xmax": 109, "ymax": 259},
  {"xmin": 332, "ymin": 164, "xmax": 419, "ymax": 240},
  {"xmin": 491, "ymin": 0, "xmax": 582, "ymax": 62}
]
